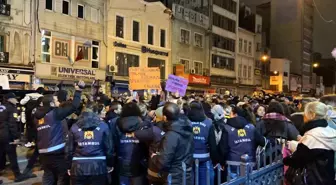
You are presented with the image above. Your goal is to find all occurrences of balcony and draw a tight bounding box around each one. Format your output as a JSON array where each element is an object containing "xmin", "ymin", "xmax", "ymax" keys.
[
  {"xmin": 0, "ymin": 52, "xmax": 9, "ymax": 63},
  {"xmin": 0, "ymin": 3, "xmax": 10, "ymax": 16}
]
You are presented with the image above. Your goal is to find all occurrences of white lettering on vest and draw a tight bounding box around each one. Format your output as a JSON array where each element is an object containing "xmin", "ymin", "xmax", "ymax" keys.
[{"xmin": 37, "ymin": 125, "xmax": 51, "ymax": 131}]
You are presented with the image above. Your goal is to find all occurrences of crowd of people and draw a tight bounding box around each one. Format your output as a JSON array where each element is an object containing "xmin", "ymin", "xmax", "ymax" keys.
[{"xmin": 0, "ymin": 81, "xmax": 335, "ymax": 185}]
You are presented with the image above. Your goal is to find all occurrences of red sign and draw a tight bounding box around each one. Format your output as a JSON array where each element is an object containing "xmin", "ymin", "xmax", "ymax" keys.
[{"xmin": 189, "ymin": 74, "xmax": 210, "ymax": 85}]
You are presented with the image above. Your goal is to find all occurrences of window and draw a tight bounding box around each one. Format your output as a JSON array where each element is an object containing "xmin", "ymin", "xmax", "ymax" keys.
[
  {"xmin": 148, "ymin": 58, "xmax": 165, "ymax": 79},
  {"xmin": 248, "ymin": 42, "xmax": 252, "ymax": 54},
  {"xmin": 160, "ymin": 29, "xmax": 166, "ymax": 48},
  {"xmin": 77, "ymin": 4, "xmax": 84, "ymax": 19},
  {"xmin": 148, "ymin": 25, "xmax": 154, "ymax": 45},
  {"xmin": 257, "ymin": 24, "xmax": 262, "ymax": 33},
  {"xmin": 213, "ymin": 12, "xmax": 236, "ymax": 33},
  {"xmin": 92, "ymin": 41, "xmax": 99, "ymax": 68},
  {"xmin": 132, "ymin": 21, "xmax": 140, "ymax": 42},
  {"xmin": 180, "ymin": 59, "xmax": 190, "ymax": 73},
  {"xmin": 194, "ymin": 61, "xmax": 203, "ymax": 75},
  {"xmin": 239, "ymin": 39, "xmax": 242, "ymax": 52},
  {"xmin": 46, "ymin": 0, "xmax": 53, "ymax": 10},
  {"xmin": 41, "ymin": 30, "xmax": 51, "ymax": 63},
  {"xmin": 303, "ymin": 63, "xmax": 311, "ymax": 72},
  {"xmin": 213, "ymin": 0, "xmax": 237, "ymax": 14},
  {"xmin": 248, "ymin": 66, "xmax": 252, "ymax": 78},
  {"xmin": 194, "ymin": 33, "xmax": 203, "ymax": 48},
  {"xmin": 0, "ymin": 35, "xmax": 4, "ymax": 52},
  {"xmin": 238, "ymin": 64, "xmax": 242, "ymax": 77},
  {"xmin": 91, "ymin": 8, "xmax": 98, "ymax": 23},
  {"xmin": 243, "ymin": 65, "xmax": 247, "ymax": 78},
  {"xmin": 244, "ymin": 40, "xmax": 247, "ymax": 53},
  {"xmin": 116, "ymin": 16, "xmax": 124, "ymax": 38},
  {"xmin": 212, "ymin": 34, "xmax": 235, "ymax": 52},
  {"xmin": 256, "ymin": 42, "xmax": 261, "ymax": 51},
  {"xmin": 62, "ymin": 0, "xmax": 70, "ymax": 15},
  {"xmin": 303, "ymin": 51, "xmax": 311, "ymax": 61},
  {"xmin": 180, "ymin": 29, "xmax": 190, "ymax": 44},
  {"xmin": 212, "ymin": 54, "xmax": 235, "ymax": 71},
  {"xmin": 116, "ymin": 52, "xmax": 139, "ymax": 76}
]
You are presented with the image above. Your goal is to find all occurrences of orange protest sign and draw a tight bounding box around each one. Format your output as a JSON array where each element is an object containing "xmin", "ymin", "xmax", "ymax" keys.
[{"xmin": 129, "ymin": 67, "xmax": 161, "ymax": 90}]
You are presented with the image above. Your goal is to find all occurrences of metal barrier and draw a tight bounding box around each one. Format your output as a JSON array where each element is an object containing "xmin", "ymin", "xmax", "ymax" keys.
[{"xmin": 167, "ymin": 140, "xmax": 284, "ymax": 185}]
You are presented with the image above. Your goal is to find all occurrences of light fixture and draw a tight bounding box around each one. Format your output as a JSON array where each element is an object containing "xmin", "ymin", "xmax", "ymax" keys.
[
  {"xmin": 313, "ymin": 63, "xmax": 319, "ymax": 68},
  {"xmin": 261, "ymin": 55, "xmax": 269, "ymax": 61},
  {"xmin": 273, "ymin": 71, "xmax": 278, "ymax": 75}
]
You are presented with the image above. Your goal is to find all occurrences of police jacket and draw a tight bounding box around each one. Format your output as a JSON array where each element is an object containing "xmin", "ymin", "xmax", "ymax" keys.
[
  {"xmin": 224, "ymin": 116, "xmax": 265, "ymax": 162},
  {"xmin": 188, "ymin": 112, "xmax": 213, "ymax": 162},
  {"xmin": 0, "ymin": 102, "xmax": 20, "ymax": 142},
  {"xmin": 115, "ymin": 116, "xmax": 149, "ymax": 177},
  {"xmin": 151, "ymin": 118, "xmax": 194, "ymax": 185},
  {"xmin": 35, "ymin": 90, "xmax": 82, "ymax": 155},
  {"xmin": 65, "ymin": 111, "xmax": 113, "ymax": 176}
]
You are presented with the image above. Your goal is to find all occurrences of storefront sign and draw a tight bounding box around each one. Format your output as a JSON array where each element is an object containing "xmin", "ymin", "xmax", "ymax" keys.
[
  {"xmin": 172, "ymin": 3, "xmax": 209, "ymax": 29},
  {"xmin": 166, "ymin": 74, "xmax": 189, "ymax": 96},
  {"xmin": 189, "ymin": 74, "xmax": 210, "ymax": 85},
  {"xmin": 54, "ymin": 39, "xmax": 70, "ymax": 58},
  {"xmin": 75, "ymin": 43, "xmax": 90, "ymax": 61},
  {"xmin": 141, "ymin": 46, "xmax": 168, "ymax": 56},
  {"xmin": 270, "ymin": 76, "xmax": 280, "ymax": 85},
  {"xmin": 52, "ymin": 67, "xmax": 96, "ymax": 80},
  {"xmin": 254, "ymin": 69, "xmax": 261, "ymax": 76},
  {"xmin": 129, "ymin": 67, "xmax": 161, "ymax": 90},
  {"xmin": 114, "ymin": 41, "xmax": 127, "ymax": 48}
]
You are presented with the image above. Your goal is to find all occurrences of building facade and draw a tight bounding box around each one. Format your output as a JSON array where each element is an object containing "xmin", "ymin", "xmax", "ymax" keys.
[
  {"xmin": 0, "ymin": 0, "xmax": 34, "ymax": 89},
  {"xmin": 33, "ymin": 0, "xmax": 107, "ymax": 90},
  {"xmin": 108, "ymin": 0, "xmax": 171, "ymax": 93},
  {"xmin": 210, "ymin": 0, "xmax": 239, "ymax": 94}
]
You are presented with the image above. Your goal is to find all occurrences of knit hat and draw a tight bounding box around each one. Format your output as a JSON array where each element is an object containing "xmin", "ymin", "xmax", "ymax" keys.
[
  {"xmin": 55, "ymin": 90, "xmax": 68, "ymax": 103},
  {"xmin": 211, "ymin": 105, "xmax": 225, "ymax": 121}
]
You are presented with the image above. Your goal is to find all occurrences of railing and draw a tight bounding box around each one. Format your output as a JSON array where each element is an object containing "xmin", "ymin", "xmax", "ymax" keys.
[{"xmin": 167, "ymin": 140, "xmax": 284, "ymax": 185}]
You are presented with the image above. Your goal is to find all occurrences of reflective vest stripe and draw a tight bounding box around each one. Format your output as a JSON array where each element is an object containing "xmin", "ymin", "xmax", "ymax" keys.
[
  {"xmin": 39, "ymin": 143, "xmax": 65, "ymax": 154},
  {"xmin": 73, "ymin": 156, "xmax": 106, "ymax": 160},
  {"xmin": 193, "ymin": 153, "xmax": 210, "ymax": 158}
]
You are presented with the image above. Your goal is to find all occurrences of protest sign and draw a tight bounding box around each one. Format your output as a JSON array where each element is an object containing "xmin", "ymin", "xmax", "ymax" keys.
[
  {"xmin": 129, "ymin": 67, "xmax": 161, "ymax": 90},
  {"xmin": 165, "ymin": 74, "xmax": 188, "ymax": 96}
]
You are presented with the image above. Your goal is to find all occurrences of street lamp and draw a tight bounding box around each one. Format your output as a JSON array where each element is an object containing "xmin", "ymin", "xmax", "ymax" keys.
[
  {"xmin": 273, "ymin": 71, "xmax": 278, "ymax": 75},
  {"xmin": 313, "ymin": 63, "xmax": 319, "ymax": 68},
  {"xmin": 261, "ymin": 55, "xmax": 269, "ymax": 62}
]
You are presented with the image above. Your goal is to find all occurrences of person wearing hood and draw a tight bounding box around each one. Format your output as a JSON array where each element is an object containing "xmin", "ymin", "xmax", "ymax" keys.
[
  {"xmin": 258, "ymin": 101, "xmax": 300, "ymax": 141},
  {"xmin": 151, "ymin": 102, "xmax": 194, "ymax": 185},
  {"xmin": 284, "ymin": 102, "xmax": 336, "ymax": 185},
  {"xmin": 0, "ymin": 93, "xmax": 29, "ymax": 183},
  {"xmin": 65, "ymin": 101, "xmax": 113, "ymax": 185},
  {"xmin": 115, "ymin": 102, "xmax": 149, "ymax": 185},
  {"xmin": 188, "ymin": 101, "xmax": 216, "ymax": 185},
  {"xmin": 35, "ymin": 81, "xmax": 84, "ymax": 185},
  {"xmin": 224, "ymin": 106, "xmax": 266, "ymax": 178}
]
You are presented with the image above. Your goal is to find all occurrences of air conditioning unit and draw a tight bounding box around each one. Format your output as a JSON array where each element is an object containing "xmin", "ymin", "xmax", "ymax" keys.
[
  {"xmin": 203, "ymin": 68, "xmax": 210, "ymax": 76},
  {"xmin": 190, "ymin": 69, "xmax": 196, "ymax": 74},
  {"xmin": 107, "ymin": 65, "xmax": 118, "ymax": 73}
]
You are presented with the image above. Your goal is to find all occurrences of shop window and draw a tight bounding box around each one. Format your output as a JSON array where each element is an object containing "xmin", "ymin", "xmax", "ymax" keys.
[
  {"xmin": 180, "ymin": 28, "xmax": 190, "ymax": 44},
  {"xmin": 180, "ymin": 59, "xmax": 190, "ymax": 73},
  {"xmin": 77, "ymin": 4, "xmax": 84, "ymax": 19},
  {"xmin": 193, "ymin": 61, "xmax": 203, "ymax": 75},
  {"xmin": 148, "ymin": 25, "xmax": 154, "ymax": 45},
  {"xmin": 211, "ymin": 54, "xmax": 235, "ymax": 71},
  {"xmin": 46, "ymin": 0, "xmax": 53, "ymax": 10},
  {"xmin": 91, "ymin": 41, "xmax": 99, "ymax": 68},
  {"xmin": 116, "ymin": 52, "xmax": 139, "ymax": 76},
  {"xmin": 62, "ymin": 0, "xmax": 70, "ymax": 15},
  {"xmin": 194, "ymin": 33, "xmax": 203, "ymax": 48},
  {"xmin": 133, "ymin": 21, "xmax": 140, "ymax": 42},
  {"xmin": 160, "ymin": 29, "xmax": 166, "ymax": 48},
  {"xmin": 41, "ymin": 30, "xmax": 51, "ymax": 63},
  {"xmin": 116, "ymin": 15, "xmax": 124, "ymax": 38},
  {"xmin": 148, "ymin": 58, "xmax": 165, "ymax": 79}
]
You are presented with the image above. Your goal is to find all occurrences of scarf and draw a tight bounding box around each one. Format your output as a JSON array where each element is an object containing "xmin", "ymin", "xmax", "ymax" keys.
[{"xmin": 262, "ymin": 112, "xmax": 291, "ymax": 122}]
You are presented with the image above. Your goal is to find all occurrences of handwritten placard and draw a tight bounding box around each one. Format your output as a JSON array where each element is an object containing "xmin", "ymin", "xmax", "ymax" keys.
[
  {"xmin": 129, "ymin": 67, "xmax": 161, "ymax": 90},
  {"xmin": 165, "ymin": 74, "xmax": 188, "ymax": 96}
]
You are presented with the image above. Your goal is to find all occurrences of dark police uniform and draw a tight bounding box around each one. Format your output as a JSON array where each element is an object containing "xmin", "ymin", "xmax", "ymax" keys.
[
  {"xmin": 68, "ymin": 121, "xmax": 111, "ymax": 185},
  {"xmin": 224, "ymin": 123, "xmax": 256, "ymax": 179},
  {"xmin": 192, "ymin": 118, "xmax": 214, "ymax": 185}
]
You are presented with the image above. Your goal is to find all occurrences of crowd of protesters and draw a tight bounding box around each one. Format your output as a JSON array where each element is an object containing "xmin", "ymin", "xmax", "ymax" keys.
[{"xmin": 0, "ymin": 82, "xmax": 335, "ymax": 185}]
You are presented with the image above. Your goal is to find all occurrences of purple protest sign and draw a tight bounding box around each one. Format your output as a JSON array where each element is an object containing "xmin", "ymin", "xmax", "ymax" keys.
[{"xmin": 165, "ymin": 74, "xmax": 189, "ymax": 96}]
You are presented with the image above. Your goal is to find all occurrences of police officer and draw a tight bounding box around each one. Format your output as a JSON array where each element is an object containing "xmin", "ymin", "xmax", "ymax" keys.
[
  {"xmin": 0, "ymin": 93, "xmax": 28, "ymax": 183},
  {"xmin": 65, "ymin": 101, "xmax": 113, "ymax": 185},
  {"xmin": 224, "ymin": 106, "xmax": 265, "ymax": 179},
  {"xmin": 188, "ymin": 101, "xmax": 216, "ymax": 185},
  {"xmin": 35, "ymin": 81, "xmax": 85, "ymax": 185}
]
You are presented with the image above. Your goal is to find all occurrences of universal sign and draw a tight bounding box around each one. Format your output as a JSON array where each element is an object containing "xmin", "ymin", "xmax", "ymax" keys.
[{"xmin": 53, "ymin": 67, "xmax": 96, "ymax": 80}]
